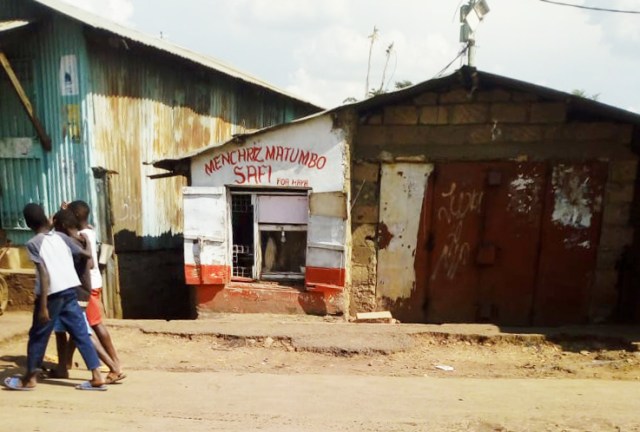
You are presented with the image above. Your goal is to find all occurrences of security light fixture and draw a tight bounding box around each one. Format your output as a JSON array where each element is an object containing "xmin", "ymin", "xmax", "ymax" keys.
[
  {"xmin": 459, "ymin": 0, "xmax": 490, "ymax": 66},
  {"xmin": 474, "ymin": 0, "xmax": 490, "ymax": 19}
]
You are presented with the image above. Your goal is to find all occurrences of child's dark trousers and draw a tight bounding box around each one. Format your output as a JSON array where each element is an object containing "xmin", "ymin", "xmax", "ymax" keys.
[{"xmin": 27, "ymin": 288, "xmax": 100, "ymax": 374}]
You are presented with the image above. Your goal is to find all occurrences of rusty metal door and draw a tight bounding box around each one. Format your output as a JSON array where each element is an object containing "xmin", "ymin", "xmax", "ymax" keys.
[
  {"xmin": 425, "ymin": 164, "xmax": 486, "ymax": 322},
  {"xmin": 533, "ymin": 162, "xmax": 607, "ymax": 325},
  {"xmin": 476, "ymin": 163, "xmax": 546, "ymax": 325},
  {"xmin": 424, "ymin": 162, "xmax": 546, "ymax": 325}
]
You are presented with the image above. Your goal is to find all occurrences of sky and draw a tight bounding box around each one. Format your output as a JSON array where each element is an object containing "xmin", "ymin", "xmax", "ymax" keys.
[{"xmin": 61, "ymin": 0, "xmax": 640, "ymax": 112}]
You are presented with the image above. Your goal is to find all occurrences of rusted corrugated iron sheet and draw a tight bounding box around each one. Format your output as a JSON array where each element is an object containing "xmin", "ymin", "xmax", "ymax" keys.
[
  {"xmin": 0, "ymin": 11, "xmax": 94, "ymax": 244},
  {"xmin": 87, "ymin": 41, "xmax": 309, "ymax": 250}
]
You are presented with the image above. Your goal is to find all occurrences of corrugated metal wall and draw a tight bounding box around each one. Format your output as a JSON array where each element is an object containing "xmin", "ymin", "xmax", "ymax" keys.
[
  {"xmin": 0, "ymin": 0, "xmax": 37, "ymax": 20},
  {"xmin": 1, "ymin": 4, "xmax": 93, "ymax": 244},
  {"xmin": 33, "ymin": 15, "xmax": 93, "ymax": 215},
  {"xmin": 86, "ymin": 39, "xmax": 313, "ymax": 251}
]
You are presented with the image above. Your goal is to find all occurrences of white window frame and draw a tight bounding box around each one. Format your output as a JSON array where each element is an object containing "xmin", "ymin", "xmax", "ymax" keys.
[{"xmin": 230, "ymin": 190, "xmax": 309, "ymax": 282}]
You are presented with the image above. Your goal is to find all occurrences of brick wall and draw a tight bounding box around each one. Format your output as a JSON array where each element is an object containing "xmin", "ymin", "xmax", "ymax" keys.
[
  {"xmin": 350, "ymin": 85, "xmax": 638, "ymax": 322},
  {"xmin": 592, "ymin": 160, "xmax": 638, "ymax": 321},
  {"xmin": 349, "ymin": 162, "xmax": 380, "ymax": 313}
]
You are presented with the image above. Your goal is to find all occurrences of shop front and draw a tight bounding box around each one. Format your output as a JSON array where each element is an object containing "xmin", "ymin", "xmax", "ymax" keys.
[{"xmin": 182, "ymin": 114, "xmax": 351, "ymax": 315}]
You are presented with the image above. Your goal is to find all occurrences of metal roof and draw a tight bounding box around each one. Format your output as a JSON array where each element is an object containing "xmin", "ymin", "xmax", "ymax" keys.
[
  {"xmin": 0, "ymin": 19, "xmax": 30, "ymax": 32},
  {"xmin": 151, "ymin": 66, "xmax": 640, "ymax": 173},
  {"xmin": 354, "ymin": 66, "xmax": 640, "ymax": 126},
  {"xmin": 32, "ymin": 0, "xmax": 319, "ymax": 108}
]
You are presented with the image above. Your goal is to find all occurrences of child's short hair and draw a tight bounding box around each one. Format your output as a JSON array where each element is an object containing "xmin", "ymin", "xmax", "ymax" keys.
[
  {"xmin": 53, "ymin": 209, "xmax": 80, "ymax": 233},
  {"xmin": 68, "ymin": 200, "xmax": 90, "ymax": 223},
  {"xmin": 23, "ymin": 203, "xmax": 49, "ymax": 231}
]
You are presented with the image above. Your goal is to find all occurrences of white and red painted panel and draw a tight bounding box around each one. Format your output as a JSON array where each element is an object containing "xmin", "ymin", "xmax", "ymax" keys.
[
  {"xmin": 191, "ymin": 115, "xmax": 347, "ymax": 193},
  {"xmin": 305, "ymin": 191, "xmax": 348, "ymax": 289},
  {"xmin": 183, "ymin": 187, "xmax": 231, "ymax": 285}
]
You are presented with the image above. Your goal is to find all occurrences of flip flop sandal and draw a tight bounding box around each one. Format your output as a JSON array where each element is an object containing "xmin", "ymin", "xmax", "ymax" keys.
[
  {"xmin": 4, "ymin": 376, "xmax": 35, "ymax": 391},
  {"xmin": 105, "ymin": 372, "xmax": 127, "ymax": 384},
  {"xmin": 75, "ymin": 380, "xmax": 107, "ymax": 391}
]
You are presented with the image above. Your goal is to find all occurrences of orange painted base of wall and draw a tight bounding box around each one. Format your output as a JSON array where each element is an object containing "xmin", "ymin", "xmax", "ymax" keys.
[{"xmin": 195, "ymin": 282, "xmax": 344, "ymax": 316}]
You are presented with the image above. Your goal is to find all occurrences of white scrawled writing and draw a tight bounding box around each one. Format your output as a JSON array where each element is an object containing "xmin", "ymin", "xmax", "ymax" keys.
[{"xmin": 431, "ymin": 182, "xmax": 483, "ymax": 281}]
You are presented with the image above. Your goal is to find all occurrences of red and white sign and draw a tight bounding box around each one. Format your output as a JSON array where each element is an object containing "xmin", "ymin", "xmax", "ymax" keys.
[{"xmin": 191, "ymin": 115, "xmax": 347, "ymax": 193}]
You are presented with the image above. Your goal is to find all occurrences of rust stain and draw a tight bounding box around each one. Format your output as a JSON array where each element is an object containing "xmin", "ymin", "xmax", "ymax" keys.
[
  {"xmin": 377, "ymin": 222, "xmax": 394, "ymax": 249},
  {"xmin": 88, "ymin": 47, "xmax": 312, "ymax": 244}
]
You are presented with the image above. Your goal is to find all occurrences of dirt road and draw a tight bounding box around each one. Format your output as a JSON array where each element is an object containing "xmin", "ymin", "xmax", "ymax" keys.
[
  {"xmin": 0, "ymin": 369, "xmax": 639, "ymax": 431},
  {"xmin": 1, "ymin": 323, "xmax": 639, "ymax": 431}
]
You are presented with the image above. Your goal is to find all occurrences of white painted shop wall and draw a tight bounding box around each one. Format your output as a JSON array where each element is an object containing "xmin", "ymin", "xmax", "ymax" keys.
[
  {"xmin": 185, "ymin": 114, "xmax": 350, "ymax": 285},
  {"xmin": 191, "ymin": 115, "xmax": 346, "ymax": 192}
]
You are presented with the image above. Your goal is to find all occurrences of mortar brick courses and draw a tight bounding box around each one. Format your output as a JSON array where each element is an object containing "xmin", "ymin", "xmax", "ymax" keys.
[
  {"xmin": 468, "ymin": 125, "xmax": 494, "ymax": 144},
  {"xmin": 413, "ymin": 92, "xmax": 438, "ymax": 105},
  {"xmin": 511, "ymin": 91, "xmax": 539, "ymax": 102},
  {"xmin": 384, "ymin": 106, "xmax": 419, "ymax": 125},
  {"xmin": 490, "ymin": 103, "xmax": 529, "ymax": 123},
  {"xmin": 419, "ymin": 106, "xmax": 448, "ymax": 125},
  {"xmin": 530, "ymin": 102, "xmax": 566, "ymax": 123},
  {"xmin": 439, "ymin": 88, "xmax": 472, "ymax": 104},
  {"xmin": 476, "ymin": 88, "xmax": 512, "ymax": 102},
  {"xmin": 576, "ymin": 124, "xmax": 632, "ymax": 143},
  {"xmin": 502, "ymin": 125, "xmax": 544, "ymax": 143},
  {"xmin": 450, "ymin": 104, "xmax": 490, "ymax": 124}
]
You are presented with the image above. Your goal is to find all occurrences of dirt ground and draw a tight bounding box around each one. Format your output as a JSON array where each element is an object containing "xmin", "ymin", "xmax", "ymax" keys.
[
  {"xmin": 1, "ymin": 323, "xmax": 639, "ymax": 431},
  {"xmin": 49, "ymin": 325, "xmax": 640, "ymax": 381}
]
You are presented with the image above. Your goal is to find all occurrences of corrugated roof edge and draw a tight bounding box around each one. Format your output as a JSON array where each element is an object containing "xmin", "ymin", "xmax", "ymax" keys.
[
  {"xmin": 149, "ymin": 66, "xmax": 640, "ymax": 173},
  {"xmin": 33, "ymin": 0, "xmax": 321, "ymax": 109}
]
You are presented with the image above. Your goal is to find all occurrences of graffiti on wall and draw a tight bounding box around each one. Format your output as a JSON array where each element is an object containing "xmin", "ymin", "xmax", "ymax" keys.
[
  {"xmin": 203, "ymin": 145, "xmax": 328, "ymax": 186},
  {"xmin": 431, "ymin": 182, "xmax": 484, "ymax": 281}
]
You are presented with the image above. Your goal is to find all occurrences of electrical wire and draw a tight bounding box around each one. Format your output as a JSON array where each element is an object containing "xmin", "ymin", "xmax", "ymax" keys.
[
  {"xmin": 539, "ymin": 0, "xmax": 640, "ymax": 14},
  {"xmin": 384, "ymin": 50, "xmax": 398, "ymax": 92},
  {"xmin": 433, "ymin": 44, "xmax": 469, "ymax": 78}
]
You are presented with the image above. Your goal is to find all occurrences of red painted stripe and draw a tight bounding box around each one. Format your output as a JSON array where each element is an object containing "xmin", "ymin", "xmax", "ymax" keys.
[
  {"xmin": 305, "ymin": 266, "xmax": 345, "ymax": 288},
  {"xmin": 184, "ymin": 264, "xmax": 231, "ymax": 285},
  {"xmin": 200, "ymin": 264, "xmax": 231, "ymax": 285},
  {"xmin": 184, "ymin": 264, "xmax": 201, "ymax": 285}
]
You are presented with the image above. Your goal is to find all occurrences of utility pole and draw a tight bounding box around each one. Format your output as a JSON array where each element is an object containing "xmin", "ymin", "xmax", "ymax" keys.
[{"xmin": 459, "ymin": 0, "xmax": 490, "ymax": 67}]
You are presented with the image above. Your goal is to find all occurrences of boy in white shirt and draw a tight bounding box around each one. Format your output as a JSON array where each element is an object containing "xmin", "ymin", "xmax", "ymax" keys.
[
  {"xmin": 3, "ymin": 203, "xmax": 106, "ymax": 391},
  {"xmin": 69, "ymin": 200, "xmax": 125, "ymax": 384}
]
